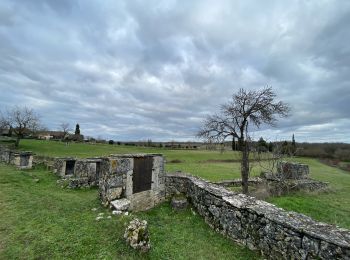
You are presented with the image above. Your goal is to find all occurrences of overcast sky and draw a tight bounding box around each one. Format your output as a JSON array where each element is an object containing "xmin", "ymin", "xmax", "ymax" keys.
[{"xmin": 0, "ymin": 0, "xmax": 349, "ymax": 142}]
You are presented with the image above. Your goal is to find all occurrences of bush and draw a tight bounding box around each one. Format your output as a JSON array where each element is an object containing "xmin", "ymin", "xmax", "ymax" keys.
[{"xmin": 108, "ymin": 140, "xmax": 114, "ymax": 145}]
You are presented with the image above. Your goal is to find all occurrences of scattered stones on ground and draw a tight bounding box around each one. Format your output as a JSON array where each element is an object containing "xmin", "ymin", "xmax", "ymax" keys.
[
  {"xmin": 95, "ymin": 216, "xmax": 104, "ymax": 221},
  {"xmin": 124, "ymin": 218, "xmax": 150, "ymax": 252},
  {"xmin": 112, "ymin": 210, "xmax": 123, "ymax": 215},
  {"xmin": 91, "ymin": 208, "xmax": 97, "ymax": 211}
]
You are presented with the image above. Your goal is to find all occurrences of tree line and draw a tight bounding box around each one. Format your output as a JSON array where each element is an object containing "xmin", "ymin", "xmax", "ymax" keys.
[{"xmin": 0, "ymin": 106, "xmax": 83, "ymax": 147}]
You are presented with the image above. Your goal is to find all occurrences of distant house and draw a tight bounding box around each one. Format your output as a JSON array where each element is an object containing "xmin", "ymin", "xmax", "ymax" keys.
[
  {"xmin": 37, "ymin": 131, "xmax": 65, "ymax": 140},
  {"xmin": 0, "ymin": 129, "xmax": 10, "ymax": 137}
]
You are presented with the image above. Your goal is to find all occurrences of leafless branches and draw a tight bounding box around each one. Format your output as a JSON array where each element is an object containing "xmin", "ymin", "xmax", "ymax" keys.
[
  {"xmin": 197, "ymin": 87, "xmax": 290, "ymax": 193},
  {"xmin": 59, "ymin": 122, "xmax": 70, "ymax": 138},
  {"xmin": 0, "ymin": 106, "xmax": 42, "ymax": 147}
]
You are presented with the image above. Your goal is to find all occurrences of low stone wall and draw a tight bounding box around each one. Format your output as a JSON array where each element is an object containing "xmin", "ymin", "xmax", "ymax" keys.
[
  {"xmin": 52, "ymin": 157, "xmax": 76, "ymax": 177},
  {"xmin": 0, "ymin": 147, "xmax": 11, "ymax": 163},
  {"xmin": 99, "ymin": 154, "xmax": 166, "ymax": 211},
  {"xmin": 52, "ymin": 157, "xmax": 102, "ymax": 188},
  {"xmin": 0, "ymin": 146, "xmax": 33, "ymax": 169},
  {"xmin": 166, "ymin": 172, "xmax": 350, "ymax": 259},
  {"xmin": 32, "ymin": 155, "xmax": 55, "ymax": 168},
  {"xmin": 265, "ymin": 179, "xmax": 329, "ymax": 196},
  {"xmin": 277, "ymin": 161, "xmax": 309, "ymax": 179},
  {"xmin": 215, "ymin": 177, "xmax": 264, "ymax": 187},
  {"xmin": 215, "ymin": 177, "xmax": 328, "ymax": 196}
]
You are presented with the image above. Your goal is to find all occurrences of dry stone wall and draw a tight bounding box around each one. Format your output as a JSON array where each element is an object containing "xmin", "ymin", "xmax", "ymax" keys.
[
  {"xmin": 99, "ymin": 154, "xmax": 166, "ymax": 211},
  {"xmin": 0, "ymin": 146, "xmax": 33, "ymax": 169},
  {"xmin": 215, "ymin": 177, "xmax": 328, "ymax": 196},
  {"xmin": 52, "ymin": 157, "xmax": 102, "ymax": 188},
  {"xmin": 277, "ymin": 161, "xmax": 309, "ymax": 179},
  {"xmin": 0, "ymin": 146, "xmax": 11, "ymax": 163},
  {"xmin": 166, "ymin": 172, "xmax": 350, "ymax": 259},
  {"xmin": 99, "ymin": 156, "xmax": 130, "ymax": 205}
]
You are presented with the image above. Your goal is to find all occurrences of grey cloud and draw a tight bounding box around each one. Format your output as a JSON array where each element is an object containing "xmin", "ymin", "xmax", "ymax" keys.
[{"xmin": 0, "ymin": 0, "xmax": 349, "ymax": 142}]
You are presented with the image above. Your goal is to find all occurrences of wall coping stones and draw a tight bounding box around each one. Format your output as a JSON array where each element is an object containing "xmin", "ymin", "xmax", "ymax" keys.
[
  {"xmin": 108, "ymin": 153, "xmax": 162, "ymax": 158},
  {"xmin": 166, "ymin": 172, "xmax": 350, "ymax": 250},
  {"xmin": 12, "ymin": 151, "xmax": 34, "ymax": 156},
  {"xmin": 215, "ymin": 177, "xmax": 264, "ymax": 187}
]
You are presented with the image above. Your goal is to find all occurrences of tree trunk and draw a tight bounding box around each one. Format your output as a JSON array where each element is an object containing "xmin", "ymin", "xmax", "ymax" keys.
[
  {"xmin": 240, "ymin": 139, "xmax": 249, "ymax": 194},
  {"xmin": 231, "ymin": 137, "xmax": 235, "ymax": 151},
  {"xmin": 237, "ymin": 138, "xmax": 243, "ymax": 151},
  {"xmin": 15, "ymin": 136, "xmax": 20, "ymax": 147}
]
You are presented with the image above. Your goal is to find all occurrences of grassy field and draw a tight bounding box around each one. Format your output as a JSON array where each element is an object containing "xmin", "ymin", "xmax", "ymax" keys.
[
  {"xmin": 0, "ymin": 163, "xmax": 259, "ymax": 259},
  {"xmin": 17, "ymin": 139, "xmax": 350, "ymax": 229},
  {"xmin": 268, "ymin": 157, "xmax": 350, "ymax": 229},
  {"xmin": 19, "ymin": 139, "xmax": 261, "ymax": 181}
]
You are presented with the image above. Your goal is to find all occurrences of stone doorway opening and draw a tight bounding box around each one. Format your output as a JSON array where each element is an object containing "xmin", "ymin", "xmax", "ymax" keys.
[
  {"xmin": 65, "ymin": 160, "xmax": 76, "ymax": 175},
  {"xmin": 132, "ymin": 157, "xmax": 153, "ymax": 194},
  {"xmin": 95, "ymin": 161, "xmax": 101, "ymax": 180},
  {"xmin": 20, "ymin": 155, "xmax": 30, "ymax": 167}
]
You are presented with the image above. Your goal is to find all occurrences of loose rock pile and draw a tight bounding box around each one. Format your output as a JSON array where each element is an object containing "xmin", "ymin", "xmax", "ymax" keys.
[{"xmin": 124, "ymin": 219, "xmax": 150, "ymax": 252}]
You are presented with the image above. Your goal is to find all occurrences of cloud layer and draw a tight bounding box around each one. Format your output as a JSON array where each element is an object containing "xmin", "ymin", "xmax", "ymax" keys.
[{"xmin": 0, "ymin": 0, "xmax": 349, "ymax": 142}]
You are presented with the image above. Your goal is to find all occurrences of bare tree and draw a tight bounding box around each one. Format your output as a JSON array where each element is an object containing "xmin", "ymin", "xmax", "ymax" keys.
[
  {"xmin": 0, "ymin": 106, "xmax": 42, "ymax": 147},
  {"xmin": 197, "ymin": 87, "xmax": 290, "ymax": 193},
  {"xmin": 59, "ymin": 122, "xmax": 70, "ymax": 139}
]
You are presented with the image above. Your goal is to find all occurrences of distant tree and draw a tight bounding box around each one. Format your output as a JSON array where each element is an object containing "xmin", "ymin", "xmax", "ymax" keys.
[
  {"xmin": 257, "ymin": 137, "xmax": 268, "ymax": 153},
  {"xmin": 268, "ymin": 142, "xmax": 274, "ymax": 152},
  {"xmin": 75, "ymin": 124, "xmax": 80, "ymax": 135},
  {"xmin": 0, "ymin": 106, "xmax": 42, "ymax": 147},
  {"xmin": 281, "ymin": 140, "xmax": 288, "ymax": 153},
  {"xmin": 60, "ymin": 122, "xmax": 70, "ymax": 139},
  {"xmin": 197, "ymin": 87, "xmax": 290, "ymax": 193},
  {"xmin": 291, "ymin": 134, "xmax": 296, "ymax": 153},
  {"xmin": 108, "ymin": 140, "xmax": 114, "ymax": 145}
]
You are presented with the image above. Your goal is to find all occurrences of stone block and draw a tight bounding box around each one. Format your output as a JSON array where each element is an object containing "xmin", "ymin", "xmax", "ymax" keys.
[
  {"xmin": 110, "ymin": 198, "xmax": 130, "ymax": 211},
  {"xmin": 277, "ymin": 161, "xmax": 309, "ymax": 180}
]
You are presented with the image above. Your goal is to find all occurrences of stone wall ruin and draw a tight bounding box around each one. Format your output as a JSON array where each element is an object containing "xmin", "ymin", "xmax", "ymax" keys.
[
  {"xmin": 276, "ymin": 161, "xmax": 309, "ymax": 180},
  {"xmin": 0, "ymin": 146, "xmax": 33, "ymax": 169},
  {"xmin": 216, "ymin": 161, "xmax": 328, "ymax": 198},
  {"xmin": 99, "ymin": 154, "xmax": 165, "ymax": 211},
  {"xmin": 166, "ymin": 172, "xmax": 350, "ymax": 259},
  {"xmin": 52, "ymin": 154, "xmax": 166, "ymax": 210},
  {"xmin": 52, "ymin": 157, "xmax": 102, "ymax": 188}
]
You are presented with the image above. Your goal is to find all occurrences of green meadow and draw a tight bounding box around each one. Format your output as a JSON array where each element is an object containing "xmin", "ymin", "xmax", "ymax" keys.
[{"xmin": 1, "ymin": 139, "xmax": 349, "ymax": 258}]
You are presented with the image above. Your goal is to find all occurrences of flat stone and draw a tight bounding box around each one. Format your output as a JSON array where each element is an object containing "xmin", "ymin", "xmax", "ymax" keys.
[{"xmin": 110, "ymin": 198, "xmax": 130, "ymax": 211}]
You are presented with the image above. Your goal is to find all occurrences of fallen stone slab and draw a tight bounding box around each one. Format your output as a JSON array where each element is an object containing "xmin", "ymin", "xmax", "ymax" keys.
[{"xmin": 110, "ymin": 198, "xmax": 130, "ymax": 211}]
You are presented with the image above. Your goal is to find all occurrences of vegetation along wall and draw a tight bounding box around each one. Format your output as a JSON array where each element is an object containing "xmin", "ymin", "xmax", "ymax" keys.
[{"xmin": 166, "ymin": 172, "xmax": 350, "ymax": 259}]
